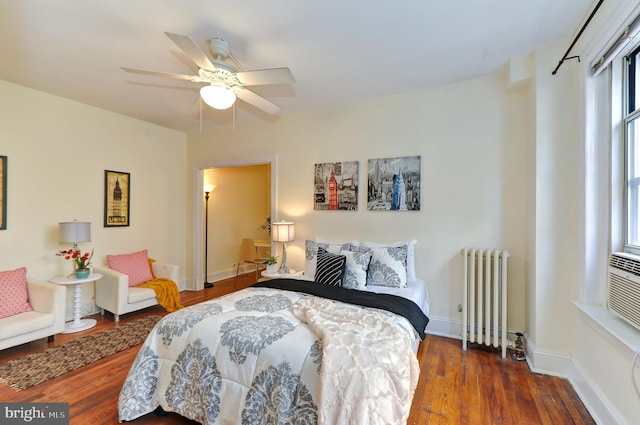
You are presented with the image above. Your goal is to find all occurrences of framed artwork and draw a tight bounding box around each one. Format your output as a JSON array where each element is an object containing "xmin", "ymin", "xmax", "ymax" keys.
[
  {"xmin": 367, "ymin": 156, "xmax": 421, "ymax": 211},
  {"xmin": 0, "ymin": 156, "xmax": 6, "ymax": 230},
  {"xmin": 314, "ymin": 161, "xmax": 359, "ymax": 211},
  {"xmin": 104, "ymin": 170, "xmax": 130, "ymax": 227}
]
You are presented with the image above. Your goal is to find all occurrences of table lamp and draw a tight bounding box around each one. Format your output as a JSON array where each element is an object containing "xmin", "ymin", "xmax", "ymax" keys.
[
  {"xmin": 59, "ymin": 221, "xmax": 91, "ymax": 251},
  {"xmin": 272, "ymin": 221, "xmax": 295, "ymax": 274}
]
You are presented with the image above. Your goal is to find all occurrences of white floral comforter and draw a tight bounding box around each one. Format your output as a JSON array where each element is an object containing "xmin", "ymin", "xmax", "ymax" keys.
[{"xmin": 118, "ymin": 286, "xmax": 419, "ymax": 424}]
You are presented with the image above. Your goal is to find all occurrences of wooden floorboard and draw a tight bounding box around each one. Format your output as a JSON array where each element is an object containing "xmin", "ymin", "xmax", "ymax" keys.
[{"xmin": 0, "ymin": 273, "xmax": 595, "ymax": 424}]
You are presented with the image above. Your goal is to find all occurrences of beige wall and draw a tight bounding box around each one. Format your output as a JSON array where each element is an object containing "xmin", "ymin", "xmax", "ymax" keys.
[{"xmin": 0, "ymin": 80, "xmax": 187, "ymax": 316}]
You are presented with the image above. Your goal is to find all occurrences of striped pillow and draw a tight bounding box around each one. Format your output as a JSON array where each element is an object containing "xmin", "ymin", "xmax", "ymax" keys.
[
  {"xmin": 305, "ymin": 240, "xmax": 355, "ymax": 278},
  {"xmin": 314, "ymin": 247, "xmax": 346, "ymax": 287}
]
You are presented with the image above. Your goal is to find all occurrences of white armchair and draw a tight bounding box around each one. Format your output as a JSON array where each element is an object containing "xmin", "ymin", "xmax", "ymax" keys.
[
  {"xmin": 94, "ymin": 262, "xmax": 179, "ymax": 322},
  {"xmin": 0, "ymin": 280, "xmax": 67, "ymax": 351}
]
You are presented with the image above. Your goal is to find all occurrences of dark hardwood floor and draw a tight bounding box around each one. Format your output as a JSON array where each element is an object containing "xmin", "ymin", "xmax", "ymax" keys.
[{"xmin": 0, "ymin": 272, "xmax": 595, "ymax": 425}]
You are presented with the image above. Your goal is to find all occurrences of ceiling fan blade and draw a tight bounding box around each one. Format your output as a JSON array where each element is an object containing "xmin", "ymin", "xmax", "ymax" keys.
[
  {"xmin": 121, "ymin": 66, "xmax": 203, "ymax": 82},
  {"xmin": 236, "ymin": 88, "xmax": 281, "ymax": 115},
  {"xmin": 164, "ymin": 32, "xmax": 216, "ymax": 70},
  {"xmin": 235, "ymin": 67, "xmax": 295, "ymax": 86}
]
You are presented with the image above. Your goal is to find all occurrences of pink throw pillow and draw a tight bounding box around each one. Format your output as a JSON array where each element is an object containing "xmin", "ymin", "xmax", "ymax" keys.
[
  {"xmin": 107, "ymin": 249, "xmax": 154, "ymax": 287},
  {"xmin": 0, "ymin": 267, "xmax": 33, "ymax": 319}
]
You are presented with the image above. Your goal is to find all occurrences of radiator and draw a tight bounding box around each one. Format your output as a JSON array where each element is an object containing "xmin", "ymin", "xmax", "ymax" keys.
[{"xmin": 461, "ymin": 247, "xmax": 510, "ymax": 359}]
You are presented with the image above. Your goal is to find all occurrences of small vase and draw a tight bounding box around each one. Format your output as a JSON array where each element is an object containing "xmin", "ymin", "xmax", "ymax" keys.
[
  {"xmin": 266, "ymin": 264, "xmax": 278, "ymax": 274},
  {"xmin": 75, "ymin": 268, "xmax": 91, "ymax": 279}
]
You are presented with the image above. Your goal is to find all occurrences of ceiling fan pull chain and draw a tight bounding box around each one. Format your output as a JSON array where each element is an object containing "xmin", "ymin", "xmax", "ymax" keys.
[{"xmin": 199, "ymin": 97, "xmax": 203, "ymax": 133}]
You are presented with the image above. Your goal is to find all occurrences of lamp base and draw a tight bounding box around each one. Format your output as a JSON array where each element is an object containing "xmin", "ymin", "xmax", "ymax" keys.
[
  {"xmin": 278, "ymin": 243, "xmax": 290, "ymax": 274},
  {"xmin": 204, "ymin": 282, "xmax": 214, "ymax": 289},
  {"xmin": 277, "ymin": 264, "xmax": 290, "ymax": 274}
]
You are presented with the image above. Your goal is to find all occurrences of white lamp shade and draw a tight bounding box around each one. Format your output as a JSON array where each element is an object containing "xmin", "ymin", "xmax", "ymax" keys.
[
  {"xmin": 204, "ymin": 184, "xmax": 216, "ymax": 193},
  {"xmin": 59, "ymin": 221, "xmax": 91, "ymax": 244},
  {"xmin": 272, "ymin": 221, "xmax": 295, "ymax": 243},
  {"xmin": 200, "ymin": 85, "xmax": 236, "ymax": 110}
]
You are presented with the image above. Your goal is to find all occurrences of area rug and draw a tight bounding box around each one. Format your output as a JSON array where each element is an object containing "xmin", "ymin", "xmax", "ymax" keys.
[{"xmin": 0, "ymin": 315, "xmax": 161, "ymax": 391}]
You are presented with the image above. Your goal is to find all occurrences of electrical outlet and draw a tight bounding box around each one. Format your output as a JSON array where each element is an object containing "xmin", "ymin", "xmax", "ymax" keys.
[{"xmin": 457, "ymin": 304, "xmax": 462, "ymax": 312}]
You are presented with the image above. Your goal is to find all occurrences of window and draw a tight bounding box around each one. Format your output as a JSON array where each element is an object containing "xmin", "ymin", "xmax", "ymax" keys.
[{"xmin": 624, "ymin": 46, "xmax": 640, "ymax": 254}]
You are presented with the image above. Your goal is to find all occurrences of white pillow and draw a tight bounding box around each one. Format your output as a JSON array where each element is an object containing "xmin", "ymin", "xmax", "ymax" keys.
[
  {"xmin": 365, "ymin": 245, "xmax": 408, "ymax": 288},
  {"xmin": 315, "ymin": 238, "xmax": 359, "ymax": 248},
  {"xmin": 364, "ymin": 239, "xmax": 417, "ymax": 281},
  {"xmin": 340, "ymin": 248, "xmax": 373, "ymax": 289},
  {"xmin": 305, "ymin": 240, "xmax": 357, "ymax": 278}
]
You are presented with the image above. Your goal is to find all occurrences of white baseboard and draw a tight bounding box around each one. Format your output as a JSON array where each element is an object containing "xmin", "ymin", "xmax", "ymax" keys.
[
  {"xmin": 425, "ymin": 315, "xmax": 463, "ymax": 339},
  {"xmin": 425, "ymin": 315, "xmax": 519, "ymax": 348},
  {"xmin": 183, "ymin": 265, "xmax": 257, "ymax": 290},
  {"xmin": 427, "ymin": 316, "xmax": 620, "ymax": 425},
  {"xmin": 525, "ymin": 335, "xmax": 620, "ymax": 425},
  {"xmin": 207, "ymin": 264, "xmax": 262, "ymax": 285}
]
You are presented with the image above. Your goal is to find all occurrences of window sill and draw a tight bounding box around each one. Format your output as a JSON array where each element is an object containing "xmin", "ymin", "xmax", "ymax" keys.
[{"xmin": 572, "ymin": 301, "xmax": 640, "ymax": 357}]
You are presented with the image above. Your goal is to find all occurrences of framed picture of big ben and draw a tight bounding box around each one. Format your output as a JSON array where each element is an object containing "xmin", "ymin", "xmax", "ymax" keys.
[{"xmin": 104, "ymin": 170, "xmax": 130, "ymax": 227}]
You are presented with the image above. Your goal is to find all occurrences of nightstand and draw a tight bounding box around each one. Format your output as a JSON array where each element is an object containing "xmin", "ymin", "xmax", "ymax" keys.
[{"xmin": 50, "ymin": 273, "xmax": 102, "ymax": 333}]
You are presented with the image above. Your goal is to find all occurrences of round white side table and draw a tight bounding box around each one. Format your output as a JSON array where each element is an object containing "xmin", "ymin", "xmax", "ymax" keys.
[
  {"xmin": 50, "ymin": 273, "xmax": 102, "ymax": 334},
  {"xmin": 259, "ymin": 270, "xmax": 303, "ymax": 281}
]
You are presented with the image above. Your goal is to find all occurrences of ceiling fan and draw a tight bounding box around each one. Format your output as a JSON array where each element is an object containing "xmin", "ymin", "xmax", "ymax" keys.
[{"xmin": 122, "ymin": 32, "xmax": 294, "ymax": 115}]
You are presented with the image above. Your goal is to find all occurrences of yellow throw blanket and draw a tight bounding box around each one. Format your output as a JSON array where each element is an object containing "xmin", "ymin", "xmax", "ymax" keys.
[
  {"xmin": 138, "ymin": 258, "xmax": 184, "ymax": 313},
  {"xmin": 137, "ymin": 279, "xmax": 184, "ymax": 313}
]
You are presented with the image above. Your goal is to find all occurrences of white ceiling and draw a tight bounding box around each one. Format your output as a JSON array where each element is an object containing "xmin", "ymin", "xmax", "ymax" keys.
[{"xmin": 0, "ymin": 0, "xmax": 595, "ymax": 133}]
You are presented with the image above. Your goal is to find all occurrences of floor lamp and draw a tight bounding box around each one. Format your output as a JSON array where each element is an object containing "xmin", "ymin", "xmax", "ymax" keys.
[{"xmin": 204, "ymin": 184, "xmax": 216, "ymax": 288}]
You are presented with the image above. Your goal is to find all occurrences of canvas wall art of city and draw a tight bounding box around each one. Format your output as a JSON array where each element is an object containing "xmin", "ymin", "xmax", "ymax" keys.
[
  {"xmin": 314, "ymin": 161, "xmax": 359, "ymax": 211},
  {"xmin": 367, "ymin": 156, "xmax": 421, "ymax": 211}
]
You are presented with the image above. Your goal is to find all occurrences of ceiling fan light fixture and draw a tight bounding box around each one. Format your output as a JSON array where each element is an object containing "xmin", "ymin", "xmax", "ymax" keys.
[{"xmin": 200, "ymin": 84, "xmax": 236, "ymax": 110}]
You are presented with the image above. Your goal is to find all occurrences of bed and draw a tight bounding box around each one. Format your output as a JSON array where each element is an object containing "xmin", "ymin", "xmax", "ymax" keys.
[{"xmin": 118, "ymin": 240, "xmax": 430, "ymax": 425}]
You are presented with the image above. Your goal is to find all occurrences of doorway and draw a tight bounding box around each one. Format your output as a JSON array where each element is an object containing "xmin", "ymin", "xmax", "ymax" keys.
[{"xmin": 192, "ymin": 155, "xmax": 276, "ymax": 290}]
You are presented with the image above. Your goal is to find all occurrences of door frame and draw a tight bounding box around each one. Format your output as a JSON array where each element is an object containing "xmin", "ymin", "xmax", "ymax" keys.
[{"xmin": 191, "ymin": 155, "xmax": 277, "ymax": 290}]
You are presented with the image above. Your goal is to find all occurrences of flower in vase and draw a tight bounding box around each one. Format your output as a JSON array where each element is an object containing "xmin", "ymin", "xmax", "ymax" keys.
[{"xmin": 57, "ymin": 248, "xmax": 94, "ymax": 270}]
